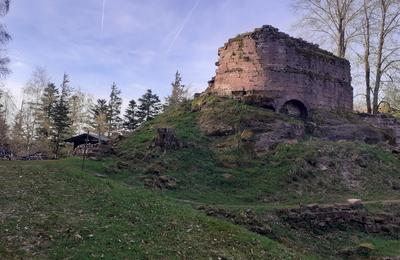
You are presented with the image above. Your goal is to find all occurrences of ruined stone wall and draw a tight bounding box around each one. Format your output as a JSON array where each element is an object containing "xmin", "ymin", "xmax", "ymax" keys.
[
  {"xmin": 279, "ymin": 203, "xmax": 400, "ymax": 235},
  {"xmin": 361, "ymin": 114, "xmax": 400, "ymax": 147},
  {"xmin": 209, "ymin": 26, "xmax": 354, "ymax": 111}
]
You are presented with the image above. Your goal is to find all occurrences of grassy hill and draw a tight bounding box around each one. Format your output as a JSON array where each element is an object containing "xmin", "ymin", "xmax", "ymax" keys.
[
  {"xmin": 2, "ymin": 94, "xmax": 400, "ymax": 258},
  {"xmin": 0, "ymin": 159, "xmax": 299, "ymax": 259},
  {"xmin": 114, "ymin": 95, "xmax": 400, "ymax": 206},
  {"xmin": 109, "ymin": 94, "xmax": 400, "ymax": 258}
]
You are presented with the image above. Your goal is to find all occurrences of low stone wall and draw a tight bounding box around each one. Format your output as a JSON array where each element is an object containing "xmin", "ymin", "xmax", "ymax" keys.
[
  {"xmin": 279, "ymin": 203, "xmax": 400, "ymax": 235},
  {"xmin": 361, "ymin": 114, "xmax": 400, "ymax": 147}
]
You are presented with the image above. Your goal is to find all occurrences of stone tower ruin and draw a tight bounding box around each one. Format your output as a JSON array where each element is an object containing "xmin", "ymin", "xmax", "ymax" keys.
[{"xmin": 207, "ymin": 25, "xmax": 353, "ymax": 118}]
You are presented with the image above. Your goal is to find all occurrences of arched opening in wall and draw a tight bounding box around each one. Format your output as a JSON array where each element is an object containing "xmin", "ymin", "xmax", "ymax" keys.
[{"xmin": 279, "ymin": 100, "xmax": 308, "ymax": 120}]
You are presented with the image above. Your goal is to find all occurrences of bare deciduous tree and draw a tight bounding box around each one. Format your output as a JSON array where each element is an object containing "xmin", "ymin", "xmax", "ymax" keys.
[
  {"xmin": 292, "ymin": 0, "xmax": 361, "ymax": 58},
  {"xmin": 0, "ymin": 88, "xmax": 9, "ymax": 149},
  {"xmin": 357, "ymin": 0, "xmax": 374, "ymax": 113},
  {"xmin": 371, "ymin": 0, "xmax": 400, "ymax": 114},
  {"xmin": 69, "ymin": 89, "xmax": 93, "ymax": 135},
  {"xmin": 15, "ymin": 68, "xmax": 48, "ymax": 154},
  {"xmin": 0, "ymin": 0, "xmax": 10, "ymax": 78}
]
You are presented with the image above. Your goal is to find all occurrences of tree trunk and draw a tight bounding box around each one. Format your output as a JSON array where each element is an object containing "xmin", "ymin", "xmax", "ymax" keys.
[
  {"xmin": 373, "ymin": 0, "xmax": 387, "ymax": 114},
  {"xmin": 338, "ymin": 18, "xmax": 346, "ymax": 58},
  {"xmin": 363, "ymin": 1, "xmax": 372, "ymax": 114},
  {"xmin": 365, "ymin": 54, "xmax": 372, "ymax": 114}
]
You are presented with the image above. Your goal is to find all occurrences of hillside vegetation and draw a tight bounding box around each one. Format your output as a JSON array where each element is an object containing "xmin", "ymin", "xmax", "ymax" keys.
[
  {"xmin": 114, "ymin": 95, "xmax": 400, "ymax": 206},
  {"xmin": 2, "ymin": 95, "xmax": 400, "ymax": 259},
  {"xmin": 0, "ymin": 159, "xmax": 299, "ymax": 259},
  {"xmin": 106, "ymin": 94, "xmax": 400, "ymax": 258}
]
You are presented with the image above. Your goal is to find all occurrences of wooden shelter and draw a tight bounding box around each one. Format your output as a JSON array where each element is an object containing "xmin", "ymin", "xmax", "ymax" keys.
[{"xmin": 64, "ymin": 133, "xmax": 109, "ymax": 149}]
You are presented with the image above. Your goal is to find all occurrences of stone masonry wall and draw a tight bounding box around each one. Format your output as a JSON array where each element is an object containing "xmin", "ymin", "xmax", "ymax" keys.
[
  {"xmin": 361, "ymin": 114, "xmax": 400, "ymax": 147},
  {"xmin": 208, "ymin": 25, "xmax": 354, "ymax": 111}
]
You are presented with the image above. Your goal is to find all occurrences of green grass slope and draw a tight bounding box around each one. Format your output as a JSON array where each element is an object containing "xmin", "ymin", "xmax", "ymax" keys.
[
  {"xmin": 115, "ymin": 95, "xmax": 400, "ymax": 206},
  {"xmin": 0, "ymin": 159, "xmax": 299, "ymax": 259}
]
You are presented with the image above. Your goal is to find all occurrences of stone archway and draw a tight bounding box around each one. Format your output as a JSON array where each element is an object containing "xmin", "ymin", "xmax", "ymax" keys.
[{"xmin": 279, "ymin": 100, "xmax": 308, "ymax": 120}]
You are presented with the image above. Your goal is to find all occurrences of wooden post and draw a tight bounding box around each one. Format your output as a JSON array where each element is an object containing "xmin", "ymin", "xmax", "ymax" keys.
[{"xmin": 81, "ymin": 131, "xmax": 90, "ymax": 170}]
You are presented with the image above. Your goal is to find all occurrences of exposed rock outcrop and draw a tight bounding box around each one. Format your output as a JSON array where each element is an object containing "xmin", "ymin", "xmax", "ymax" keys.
[
  {"xmin": 279, "ymin": 203, "xmax": 400, "ymax": 235},
  {"xmin": 308, "ymin": 109, "xmax": 397, "ymax": 146},
  {"xmin": 198, "ymin": 206, "xmax": 274, "ymax": 237}
]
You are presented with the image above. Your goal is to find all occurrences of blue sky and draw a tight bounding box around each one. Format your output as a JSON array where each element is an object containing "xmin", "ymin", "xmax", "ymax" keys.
[{"xmin": 4, "ymin": 0, "xmax": 295, "ymax": 104}]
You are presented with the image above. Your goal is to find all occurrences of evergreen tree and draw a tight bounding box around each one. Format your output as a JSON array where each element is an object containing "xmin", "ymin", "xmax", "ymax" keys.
[
  {"xmin": 165, "ymin": 71, "xmax": 188, "ymax": 107},
  {"xmin": 137, "ymin": 89, "xmax": 162, "ymax": 123},
  {"xmin": 107, "ymin": 82, "xmax": 122, "ymax": 136},
  {"xmin": 91, "ymin": 99, "xmax": 108, "ymax": 139},
  {"xmin": 37, "ymin": 83, "xmax": 58, "ymax": 140},
  {"xmin": 52, "ymin": 74, "xmax": 71, "ymax": 158},
  {"xmin": 123, "ymin": 99, "xmax": 139, "ymax": 131}
]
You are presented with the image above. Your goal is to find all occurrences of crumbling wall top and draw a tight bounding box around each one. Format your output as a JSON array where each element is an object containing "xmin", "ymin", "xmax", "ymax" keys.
[{"xmin": 222, "ymin": 25, "xmax": 348, "ymax": 64}]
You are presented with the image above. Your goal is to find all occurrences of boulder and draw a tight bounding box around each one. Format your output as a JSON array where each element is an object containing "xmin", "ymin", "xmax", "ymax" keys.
[
  {"xmin": 254, "ymin": 122, "xmax": 305, "ymax": 152},
  {"xmin": 199, "ymin": 119, "xmax": 235, "ymax": 136}
]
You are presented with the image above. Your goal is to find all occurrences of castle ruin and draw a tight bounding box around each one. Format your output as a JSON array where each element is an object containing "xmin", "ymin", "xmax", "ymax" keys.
[{"xmin": 208, "ymin": 25, "xmax": 354, "ymax": 118}]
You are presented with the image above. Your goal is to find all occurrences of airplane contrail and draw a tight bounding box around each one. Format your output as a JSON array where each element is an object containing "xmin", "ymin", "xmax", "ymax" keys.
[
  {"xmin": 101, "ymin": 0, "xmax": 106, "ymax": 35},
  {"xmin": 166, "ymin": 0, "xmax": 201, "ymax": 54}
]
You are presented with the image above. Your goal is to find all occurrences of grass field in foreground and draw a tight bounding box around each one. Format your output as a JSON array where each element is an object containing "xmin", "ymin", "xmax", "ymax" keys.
[{"xmin": 0, "ymin": 159, "xmax": 299, "ymax": 259}]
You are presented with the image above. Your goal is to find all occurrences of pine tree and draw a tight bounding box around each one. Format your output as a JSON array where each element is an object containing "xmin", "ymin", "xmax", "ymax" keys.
[
  {"xmin": 52, "ymin": 74, "xmax": 71, "ymax": 158},
  {"xmin": 91, "ymin": 99, "xmax": 108, "ymax": 139},
  {"xmin": 137, "ymin": 89, "xmax": 162, "ymax": 123},
  {"xmin": 37, "ymin": 83, "xmax": 59, "ymax": 140},
  {"xmin": 123, "ymin": 99, "xmax": 139, "ymax": 131},
  {"xmin": 107, "ymin": 82, "xmax": 122, "ymax": 136},
  {"xmin": 165, "ymin": 71, "xmax": 188, "ymax": 107}
]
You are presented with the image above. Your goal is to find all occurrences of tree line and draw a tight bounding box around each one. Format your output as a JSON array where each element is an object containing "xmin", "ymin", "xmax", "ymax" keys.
[{"xmin": 0, "ymin": 68, "xmax": 188, "ymax": 157}]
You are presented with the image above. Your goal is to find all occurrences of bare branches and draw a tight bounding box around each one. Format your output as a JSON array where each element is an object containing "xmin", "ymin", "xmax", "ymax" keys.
[
  {"xmin": 0, "ymin": 0, "xmax": 10, "ymax": 78},
  {"xmin": 293, "ymin": 0, "xmax": 361, "ymax": 58},
  {"xmin": 371, "ymin": 0, "xmax": 400, "ymax": 113}
]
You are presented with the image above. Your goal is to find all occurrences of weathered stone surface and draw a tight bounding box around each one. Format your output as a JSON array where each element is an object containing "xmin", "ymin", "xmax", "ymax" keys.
[
  {"xmin": 337, "ymin": 243, "xmax": 375, "ymax": 258},
  {"xmin": 208, "ymin": 25, "xmax": 353, "ymax": 113},
  {"xmin": 240, "ymin": 129, "xmax": 255, "ymax": 141},
  {"xmin": 312, "ymin": 124, "xmax": 392, "ymax": 144},
  {"xmin": 198, "ymin": 115, "xmax": 235, "ymax": 136},
  {"xmin": 361, "ymin": 113, "xmax": 400, "ymax": 147},
  {"xmin": 143, "ymin": 175, "xmax": 177, "ymax": 190},
  {"xmin": 279, "ymin": 203, "xmax": 400, "ymax": 236},
  {"xmin": 198, "ymin": 206, "xmax": 274, "ymax": 237},
  {"xmin": 254, "ymin": 122, "xmax": 305, "ymax": 151},
  {"xmin": 308, "ymin": 110, "xmax": 397, "ymax": 146}
]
